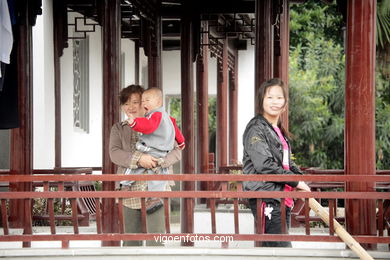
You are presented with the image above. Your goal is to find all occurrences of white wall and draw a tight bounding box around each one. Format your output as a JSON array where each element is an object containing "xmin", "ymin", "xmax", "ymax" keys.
[
  {"xmin": 33, "ymin": 6, "xmax": 144, "ymax": 168},
  {"xmin": 32, "ymin": 3, "xmax": 254, "ymax": 169},
  {"xmin": 60, "ymin": 23, "xmax": 138, "ymax": 167},
  {"xmin": 162, "ymin": 50, "xmax": 180, "ymax": 95},
  {"xmin": 140, "ymin": 47, "xmax": 148, "ymax": 88},
  {"xmin": 162, "ymin": 50, "xmax": 218, "ymax": 96},
  {"xmin": 208, "ymin": 55, "xmax": 218, "ymax": 95},
  {"xmin": 161, "ymin": 48, "xmax": 253, "ymax": 164},
  {"xmin": 237, "ymin": 45, "xmax": 255, "ymax": 163},
  {"xmin": 121, "ymin": 39, "xmax": 135, "ymax": 87},
  {"xmin": 33, "ymin": 0, "xmax": 55, "ymax": 169},
  {"xmin": 60, "ymin": 24, "xmax": 103, "ymax": 167}
]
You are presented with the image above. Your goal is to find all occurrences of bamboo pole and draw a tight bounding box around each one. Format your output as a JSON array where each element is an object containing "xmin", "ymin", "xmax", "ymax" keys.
[{"xmin": 308, "ymin": 198, "xmax": 374, "ymax": 260}]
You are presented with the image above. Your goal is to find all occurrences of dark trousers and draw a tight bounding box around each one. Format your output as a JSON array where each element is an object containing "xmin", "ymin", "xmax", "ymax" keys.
[{"xmin": 248, "ymin": 199, "xmax": 292, "ymax": 247}]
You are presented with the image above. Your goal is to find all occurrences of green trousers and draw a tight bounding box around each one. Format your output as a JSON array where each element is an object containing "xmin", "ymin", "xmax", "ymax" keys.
[{"xmin": 122, "ymin": 205, "xmax": 166, "ymax": 246}]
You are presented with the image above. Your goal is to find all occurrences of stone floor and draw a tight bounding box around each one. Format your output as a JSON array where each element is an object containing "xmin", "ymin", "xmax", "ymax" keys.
[{"xmin": 0, "ymin": 206, "xmax": 388, "ymax": 259}]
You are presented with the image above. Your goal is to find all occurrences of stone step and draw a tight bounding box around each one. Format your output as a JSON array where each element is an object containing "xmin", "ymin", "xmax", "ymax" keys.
[{"xmin": 0, "ymin": 247, "xmax": 389, "ymax": 260}]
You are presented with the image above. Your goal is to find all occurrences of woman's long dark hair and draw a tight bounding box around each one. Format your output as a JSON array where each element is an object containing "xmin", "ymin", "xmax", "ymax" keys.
[{"xmin": 257, "ymin": 78, "xmax": 291, "ymax": 139}]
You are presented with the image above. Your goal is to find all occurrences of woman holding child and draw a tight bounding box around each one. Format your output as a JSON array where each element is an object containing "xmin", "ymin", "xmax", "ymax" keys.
[{"xmin": 109, "ymin": 84, "xmax": 182, "ymax": 246}]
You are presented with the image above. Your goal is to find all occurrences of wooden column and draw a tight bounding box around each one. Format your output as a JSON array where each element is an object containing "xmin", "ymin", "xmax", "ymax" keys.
[
  {"xmin": 53, "ymin": 0, "xmax": 67, "ymax": 169},
  {"xmin": 229, "ymin": 50, "xmax": 238, "ymax": 164},
  {"xmin": 180, "ymin": 6, "xmax": 195, "ymax": 245},
  {"xmin": 9, "ymin": 1, "xmax": 33, "ymax": 247},
  {"xmin": 274, "ymin": 0, "xmax": 290, "ymax": 131},
  {"xmin": 147, "ymin": 16, "xmax": 162, "ymax": 89},
  {"xmin": 53, "ymin": 34, "xmax": 61, "ymax": 169},
  {"xmin": 101, "ymin": 0, "xmax": 121, "ymax": 247},
  {"xmin": 345, "ymin": 0, "xmax": 376, "ymax": 249},
  {"xmin": 216, "ymin": 40, "xmax": 228, "ymax": 169},
  {"xmin": 255, "ymin": 0, "xmax": 273, "ymax": 114},
  {"xmin": 134, "ymin": 40, "xmax": 140, "ymax": 85},
  {"xmin": 196, "ymin": 21, "xmax": 209, "ymax": 185}
]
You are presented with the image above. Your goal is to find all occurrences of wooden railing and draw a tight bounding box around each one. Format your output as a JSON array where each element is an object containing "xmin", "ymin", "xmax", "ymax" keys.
[
  {"xmin": 0, "ymin": 174, "xmax": 389, "ymax": 249},
  {"xmin": 217, "ymin": 167, "xmax": 390, "ymax": 227}
]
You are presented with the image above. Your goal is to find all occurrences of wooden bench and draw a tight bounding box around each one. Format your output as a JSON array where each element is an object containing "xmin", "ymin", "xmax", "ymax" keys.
[{"xmin": 31, "ymin": 168, "xmax": 98, "ymax": 227}]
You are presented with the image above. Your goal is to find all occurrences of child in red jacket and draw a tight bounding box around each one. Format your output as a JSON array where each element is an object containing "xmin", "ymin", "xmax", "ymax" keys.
[{"xmin": 121, "ymin": 88, "xmax": 185, "ymax": 210}]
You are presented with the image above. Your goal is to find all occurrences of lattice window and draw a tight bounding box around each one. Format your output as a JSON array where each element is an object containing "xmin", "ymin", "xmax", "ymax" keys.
[{"xmin": 73, "ymin": 36, "xmax": 90, "ymax": 133}]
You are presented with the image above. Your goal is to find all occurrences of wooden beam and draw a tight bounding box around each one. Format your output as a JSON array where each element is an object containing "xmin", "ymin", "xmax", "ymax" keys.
[
  {"xmin": 161, "ymin": 1, "xmax": 255, "ymax": 16},
  {"xmin": 134, "ymin": 40, "xmax": 140, "ymax": 84},
  {"xmin": 180, "ymin": 3, "xmax": 195, "ymax": 245},
  {"xmin": 53, "ymin": 0, "xmax": 64, "ymax": 169},
  {"xmin": 216, "ymin": 39, "xmax": 228, "ymax": 168},
  {"xmin": 9, "ymin": 1, "xmax": 33, "ymax": 247},
  {"xmin": 345, "ymin": 0, "xmax": 377, "ymax": 249},
  {"xmin": 274, "ymin": 0, "xmax": 290, "ymax": 132},
  {"xmin": 101, "ymin": 0, "xmax": 121, "ymax": 247},
  {"xmin": 196, "ymin": 21, "xmax": 209, "ymax": 189},
  {"xmin": 147, "ymin": 16, "xmax": 162, "ymax": 89},
  {"xmin": 229, "ymin": 49, "xmax": 238, "ymax": 164},
  {"xmin": 254, "ymin": 0, "xmax": 273, "ymax": 114}
]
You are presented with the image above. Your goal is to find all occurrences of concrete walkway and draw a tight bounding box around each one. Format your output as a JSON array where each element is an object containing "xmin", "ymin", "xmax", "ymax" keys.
[
  {"xmin": 0, "ymin": 247, "xmax": 389, "ymax": 260},
  {"xmin": 0, "ymin": 207, "xmax": 388, "ymax": 259},
  {"xmin": 1, "ymin": 223, "xmax": 389, "ymax": 260}
]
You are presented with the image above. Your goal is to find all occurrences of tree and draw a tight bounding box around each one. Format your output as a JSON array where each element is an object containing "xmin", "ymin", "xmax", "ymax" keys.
[
  {"xmin": 289, "ymin": 0, "xmax": 390, "ymax": 169},
  {"xmin": 289, "ymin": 39, "xmax": 344, "ymax": 169},
  {"xmin": 377, "ymin": 0, "xmax": 390, "ymax": 50}
]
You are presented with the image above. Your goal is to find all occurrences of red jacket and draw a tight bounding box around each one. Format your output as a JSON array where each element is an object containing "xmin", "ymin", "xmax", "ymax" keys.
[{"xmin": 130, "ymin": 111, "xmax": 185, "ymax": 149}]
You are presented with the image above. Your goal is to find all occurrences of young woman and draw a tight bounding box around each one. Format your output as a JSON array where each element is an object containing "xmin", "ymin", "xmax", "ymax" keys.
[{"xmin": 242, "ymin": 78, "xmax": 310, "ymax": 247}]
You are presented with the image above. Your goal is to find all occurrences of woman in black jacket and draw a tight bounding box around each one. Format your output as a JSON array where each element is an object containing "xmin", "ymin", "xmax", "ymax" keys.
[{"xmin": 242, "ymin": 78, "xmax": 310, "ymax": 247}]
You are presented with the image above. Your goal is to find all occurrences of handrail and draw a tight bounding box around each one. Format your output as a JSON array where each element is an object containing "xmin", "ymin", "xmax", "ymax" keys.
[
  {"xmin": 0, "ymin": 173, "xmax": 389, "ymax": 250},
  {"xmin": 0, "ymin": 190, "xmax": 388, "ymax": 199},
  {"xmin": 0, "ymin": 174, "xmax": 389, "ymax": 182},
  {"xmin": 304, "ymin": 168, "xmax": 390, "ymax": 175},
  {"xmin": 33, "ymin": 168, "xmax": 94, "ymax": 175}
]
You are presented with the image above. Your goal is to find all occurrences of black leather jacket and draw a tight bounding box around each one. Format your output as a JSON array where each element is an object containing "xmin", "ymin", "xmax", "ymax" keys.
[{"xmin": 242, "ymin": 114, "xmax": 303, "ymax": 194}]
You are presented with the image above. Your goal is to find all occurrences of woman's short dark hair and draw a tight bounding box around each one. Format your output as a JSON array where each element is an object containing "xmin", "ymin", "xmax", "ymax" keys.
[
  {"xmin": 257, "ymin": 78, "xmax": 287, "ymax": 115},
  {"xmin": 119, "ymin": 84, "xmax": 144, "ymax": 105}
]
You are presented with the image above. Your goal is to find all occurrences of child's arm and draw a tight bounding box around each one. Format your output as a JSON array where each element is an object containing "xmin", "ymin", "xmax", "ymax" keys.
[
  {"xmin": 170, "ymin": 116, "xmax": 185, "ymax": 150},
  {"xmin": 129, "ymin": 112, "xmax": 162, "ymax": 134}
]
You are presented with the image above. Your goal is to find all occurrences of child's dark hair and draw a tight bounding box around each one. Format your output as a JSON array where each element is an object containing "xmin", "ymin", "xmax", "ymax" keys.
[
  {"xmin": 119, "ymin": 84, "xmax": 144, "ymax": 105},
  {"xmin": 257, "ymin": 78, "xmax": 291, "ymax": 138}
]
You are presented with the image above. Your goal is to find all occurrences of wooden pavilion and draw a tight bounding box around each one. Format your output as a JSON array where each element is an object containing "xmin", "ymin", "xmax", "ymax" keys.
[{"xmin": 0, "ymin": 0, "xmax": 381, "ymax": 249}]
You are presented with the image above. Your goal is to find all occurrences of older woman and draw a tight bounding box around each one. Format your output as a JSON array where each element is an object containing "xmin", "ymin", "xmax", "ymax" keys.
[{"xmin": 109, "ymin": 84, "xmax": 181, "ymax": 246}]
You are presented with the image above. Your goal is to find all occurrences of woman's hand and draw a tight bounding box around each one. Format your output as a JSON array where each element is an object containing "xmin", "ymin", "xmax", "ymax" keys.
[
  {"xmin": 138, "ymin": 154, "xmax": 159, "ymax": 169},
  {"xmin": 126, "ymin": 114, "xmax": 135, "ymax": 125},
  {"xmin": 296, "ymin": 181, "xmax": 311, "ymax": 192}
]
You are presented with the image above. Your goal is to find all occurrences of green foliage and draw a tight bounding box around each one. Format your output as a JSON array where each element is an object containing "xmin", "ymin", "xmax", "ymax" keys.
[
  {"xmin": 168, "ymin": 97, "xmax": 182, "ymax": 129},
  {"xmin": 290, "ymin": 2, "xmax": 345, "ymax": 169},
  {"xmin": 289, "ymin": 0, "xmax": 390, "ymax": 169},
  {"xmin": 289, "ymin": 40, "xmax": 345, "ymax": 169},
  {"xmin": 168, "ymin": 96, "xmax": 217, "ymax": 139},
  {"xmin": 94, "ymin": 181, "xmax": 102, "ymax": 191},
  {"xmin": 290, "ymin": 1, "xmax": 344, "ymax": 52},
  {"xmin": 376, "ymin": 70, "xmax": 390, "ymax": 168},
  {"xmin": 377, "ymin": 0, "xmax": 390, "ymax": 49},
  {"xmin": 377, "ymin": 0, "xmax": 390, "ymax": 78},
  {"xmin": 208, "ymin": 97, "xmax": 217, "ymax": 137},
  {"xmin": 32, "ymin": 197, "xmax": 72, "ymax": 226}
]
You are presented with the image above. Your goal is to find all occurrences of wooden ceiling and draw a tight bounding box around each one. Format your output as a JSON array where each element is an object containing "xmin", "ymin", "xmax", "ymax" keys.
[{"xmin": 65, "ymin": 0, "xmax": 257, "ymax": 50}]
